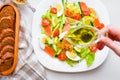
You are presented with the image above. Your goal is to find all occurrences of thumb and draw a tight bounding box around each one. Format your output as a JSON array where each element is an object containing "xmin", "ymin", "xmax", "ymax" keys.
[{"xmin": 101, "ymin": 36, "xmax": 120, "ymax": 56}]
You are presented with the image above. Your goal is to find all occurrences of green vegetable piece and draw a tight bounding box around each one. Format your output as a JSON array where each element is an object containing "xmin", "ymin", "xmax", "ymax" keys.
[
  {"xmin": 78, "ymin": 2, "xmax": 82, "ymax": 14},
  {"xmin": 66, "ymin": 58, "xmax": 78, "ymax": 67},
  {"xmin": 85, "ymin": 52, "xmax": 95, "ymax": 67},
  {"xmin": 56, "ymin": 49, "xmax": 62, "ymax": 55},
  {"xmin": 52, "ymin": 44, "xmax": 57, "ymax": 51},
  {"xmin": 80, "ymin": 48, "xmax": 90, "ymax": 58},
  {"xmin": 62, "ymin": 0, "xmax": 68, "ymax": 9}
]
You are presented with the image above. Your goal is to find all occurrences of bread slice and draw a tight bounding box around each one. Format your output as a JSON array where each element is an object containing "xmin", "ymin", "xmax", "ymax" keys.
[
  {"xmin": 0, "ymin": 28, "xmax": 15, "ymax": 42},
  {"xmin": 0, "ymin": 45, "xmax": 14, "ymax": 58},
  {"xmin": 0, "ymin": 58, "xmax": 13, "ymax": 72},
  {"xmin": 0, "ymin": 6, "xmax": 15, "ymax": 20},
  {"xmin": 0, "ymin": 18, "xmax": 15, "ymax": 34},
  {"xmin": 0, "ymin": 37, "xmax": 15, "ymax": 49}
]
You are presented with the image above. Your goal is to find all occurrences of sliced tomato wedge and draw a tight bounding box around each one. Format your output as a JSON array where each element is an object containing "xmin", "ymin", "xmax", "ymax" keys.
[
  {"xmin": 94, "ymin": 18, "xmax": 104, "ymax": 30},
  {"xmin": 50, "ymin": 7, "xmax": 57, "ymax": 14},
  {"xmin": 42, "ymin": 18, "xmax": 50, "ymax": 27},
  {"xmin": 58, "ymin": 51, "xmax": 67, "ymax": 61},
  {"xmin": 89, "ymin": 44, "xmax": 97, "ymax": 53},
  {"xmin": 94, "ymin": 18, "xmax": 100, "ymax": 27},
  {"xmin": 53, "ymin": 28, "xmax": 60, "ymax": 37},
  {"xmin": 98, "ymin": 23, "xmax": 104, "ymax": 30}
]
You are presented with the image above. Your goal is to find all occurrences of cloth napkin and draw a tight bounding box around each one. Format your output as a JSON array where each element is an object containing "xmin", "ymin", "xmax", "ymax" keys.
[{"xmin": 0, "ymin": 0, "xmax": 47, "ymax": 80}]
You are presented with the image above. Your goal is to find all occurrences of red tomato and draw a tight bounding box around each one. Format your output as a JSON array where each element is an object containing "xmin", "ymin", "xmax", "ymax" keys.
[
  {"xmin": 53, "ymin": 28, "xmax": 60, "ymax": 37},
  {"xmin": 58, "ymin": 52, "xmax": 67, "ymax": 61},
  {"xmin": 50, "ymin": 7, "xmax": 57, "ymax": 14},
  {"xmin": 89, "ymin": 44, "xmax": 97, "ymax": 53},
  {"xmin": 94, "ymin": 18, "xmax": 104, "ymax": 30},
  {"xmin": 94, "ymin": 18, "xmax": 100, "ymax": 27},
  {"xmin": 42, "ymin": 18, "xmax": 50, "ymax": 27},
  {"xmin": 98, "ymin": 23, "xmax": 104, "ymax": 30},
  {"xmin": 73, "ymin": 13, "xmax": 81, "ymax": 20},
  {"xmin": 44, "ymin": 46, "xmax": 55, "ymax": 57}
]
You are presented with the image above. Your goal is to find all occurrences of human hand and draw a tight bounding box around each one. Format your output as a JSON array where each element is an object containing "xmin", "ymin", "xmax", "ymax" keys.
[{"xmin": 97, "ymin": 25, "xmax": 120, "ymax": 56}]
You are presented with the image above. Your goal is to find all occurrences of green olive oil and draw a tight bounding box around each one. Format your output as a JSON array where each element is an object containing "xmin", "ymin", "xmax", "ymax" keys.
[{"xmin": 65, "ymin": 26, "xmax": 99, "ymax": 47}]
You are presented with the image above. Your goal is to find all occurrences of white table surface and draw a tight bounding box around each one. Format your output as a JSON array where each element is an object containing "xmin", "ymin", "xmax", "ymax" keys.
[{"xmin": 29, "ymin": 0, "xmax": 120, "ymax": 80}]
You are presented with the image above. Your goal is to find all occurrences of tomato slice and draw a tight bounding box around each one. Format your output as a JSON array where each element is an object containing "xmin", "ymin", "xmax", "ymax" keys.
[
  {"xmin": 89, "ymin": 44, "xmax": 97, "ymax": 53},
  {"xmin": 44, "ymin": 46, "xmax": 55, "ymax": 57},
  {"xmin": 53, "ymin": 28, "xmax": 60, "ymax": 37},
  {"xmin": 50, "ymin": 7, "xmax": 57, "ymax": 14},
  {"xmin": 98, "ymin": 23, "xmax": 104, "ymax": 30},
  {"xmin": 94, "ymin": 18, "xmax": 104, "ymax": 30},
  {"xmin": 58, "ymin": 51, "xmax": 67, "ymax": 61},
  {"xmin": 94, "ymin": 18, "xmax": 100, "ymax": 27},
  {"xmin": 42, "ymin": 18, "xmax": 50, "ymax": 27}
]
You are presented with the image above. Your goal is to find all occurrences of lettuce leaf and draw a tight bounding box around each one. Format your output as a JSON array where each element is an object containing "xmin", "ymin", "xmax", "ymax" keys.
[
  {"xmin": 66, "ymin": 58, "xmax": 78, "ymax": 67},
  {"xmin": 85, "ymin": 52, "xmax": 95, "ymax": 67}
]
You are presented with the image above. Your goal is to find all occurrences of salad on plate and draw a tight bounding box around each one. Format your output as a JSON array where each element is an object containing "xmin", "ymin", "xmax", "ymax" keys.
[{"xmin": 39, "ymin": 0, "xmax": 104, "ymax": 67}]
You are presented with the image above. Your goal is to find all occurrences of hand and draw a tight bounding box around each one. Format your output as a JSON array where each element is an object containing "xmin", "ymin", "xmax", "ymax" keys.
[{"xmin": 97, "ymin": 25, "xmax": 120, "ymax": 56}]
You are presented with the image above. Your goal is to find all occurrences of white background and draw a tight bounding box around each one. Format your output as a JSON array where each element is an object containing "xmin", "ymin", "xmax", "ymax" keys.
[
  {"xmin": 45, "ymin": 0, "xmax": 120, "ymax": 80},
  {"xmin": 28, "ymin": 0, "xmax": 120, "ymax": 80}
]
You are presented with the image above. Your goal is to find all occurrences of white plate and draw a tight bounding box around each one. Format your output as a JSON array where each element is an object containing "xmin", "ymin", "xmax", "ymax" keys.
[{"xmin": 32, "ymin": 0, "xmax": 110, "ymax": 72}]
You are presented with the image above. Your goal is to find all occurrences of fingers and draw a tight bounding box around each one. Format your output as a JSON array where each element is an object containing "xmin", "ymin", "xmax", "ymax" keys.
[
  {"xmin": 97, "ymin": 25, "xmax": 120, "ymax": 56},
  {"xmin": 106, "ymin": 25, "xmax": 120, "ymax": 41},
  {"xmin": 97, "ymin": 26, "xmax": 108, "ymax": 50},
  {"xmin": 97, "ymin": 41, "xmax": 105, "ymax": 50},
  {"xmin": 100, "ymin": 36, "xmax": 120, "ymax": 56}
]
